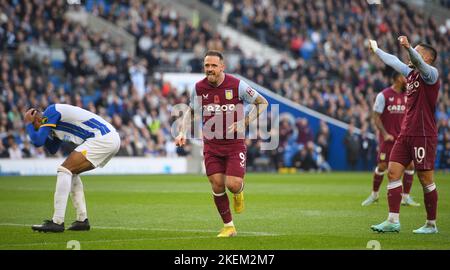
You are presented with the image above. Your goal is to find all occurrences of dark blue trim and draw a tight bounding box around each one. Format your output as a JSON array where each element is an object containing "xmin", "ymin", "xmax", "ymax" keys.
[
  {"xmin": 26, "ymin": 124, "xmax": 51, "ymax": 147},
  {"xmin": 44, "ymin": 137, "xmax": 62, "ymax": 154},
  {"xmin": 91, "ymin": 118, "xmax": 111, "ymax": 133},
  {"xmin": 43, "ymin": 104, "xmax": 62, "ymax": 125},
  {"xmin": 55, "ymin": 121, "xmax": 95, "ymax": 140},
  {"xmin": 82, "ymin": 118, "xmax": 111, "ymax": 135}
]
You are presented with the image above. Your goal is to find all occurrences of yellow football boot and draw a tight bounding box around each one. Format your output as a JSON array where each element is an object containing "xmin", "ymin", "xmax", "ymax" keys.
[{"xmin": 217, "ymin": 225, "xmax": 237, "ymax": 237}]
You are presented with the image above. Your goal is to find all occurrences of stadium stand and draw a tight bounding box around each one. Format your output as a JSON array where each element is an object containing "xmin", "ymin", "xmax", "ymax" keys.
[
  {"xmin": 0, "ymin": 0, "xmax": 448, "ymax": 171},
  {"xmin": 201, "ymin": 0, "xmax": 450, "ymax": 170}
]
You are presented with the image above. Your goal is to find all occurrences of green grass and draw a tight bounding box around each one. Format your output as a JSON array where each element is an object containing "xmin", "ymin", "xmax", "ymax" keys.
[{"xmin": 0, "ymin": 172, "xmax": 449, "ymax": 250}]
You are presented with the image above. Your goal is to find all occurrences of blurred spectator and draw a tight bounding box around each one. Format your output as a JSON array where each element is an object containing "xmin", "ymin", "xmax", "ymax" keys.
[
  {"xmin": 360, "ymin": 124, "xmax": 376, "ymax": 171},
  {"xmin": 316, "ymin": 120, "xmax": 330, "ymax": 160},
  {"xmin": 344, "ymin": 123, "xmax": 361, "ymax": 171},
  {"xmin": 129, "ymin": 59, "xmax": 147, "ymax": 98},
  {"xmin": 21, "ymin": 141, "xmax": 32, "ymax": 158},
  {"xmin": 295, "ymin": 118, "xmax": 314, "ymax": 146},
  {"xmin": 439, "ymin": 0, "xmax": 450, "ymax": 8},
  {"xmin": 440, "ymin": 141, "xmax": 450, "ymax": 172},
  {"xmin": 7, "ymin": 135, "xmax": 22, "ymax": 159},
  {"xmin": 246, "ymin": 139, "xmax": 259, "ymax": 170},
  {"xmin": 316, "ymin": 134, "xmax": 329, "ymax": 162},
  {"xmin": 176, "ymin": 143, "xmax": 192, "ymax": 157},
  {"xmin": 278, "ymin": 118, "xmax": 294, "ymax": 148},
  {"xmin": 293, "ymin": 142, "xmax": 318, "ymax": 171},
  {"xmin": 0, "ymin": 139, "xmax": 8, "ymax": 158}
]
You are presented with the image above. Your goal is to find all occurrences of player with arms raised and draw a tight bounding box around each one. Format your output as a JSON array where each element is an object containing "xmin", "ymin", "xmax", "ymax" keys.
[
  {"xmin": 25, "ymin": 104, "xmax": 121, "ymax": 232},
  {"xmin": 175, "ymin": 50, "xmax": 268, "ymax": 237},
  {"xmin": 368, "ymin": 36, "xmax": 440, "ymax": 234},
  {"xmin": 361, "ymin": 72, "xmax": 420, "ymax": 207}
]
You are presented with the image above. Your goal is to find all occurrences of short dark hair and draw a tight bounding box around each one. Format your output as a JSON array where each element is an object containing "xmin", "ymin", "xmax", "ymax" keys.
[
  {"xmin": 391, "ymin": 71, "xmax": 403, "ymax": 82},
  {"xmin": 204, "ymin": 50, "xmax": 223, "ymax": 60},
  {"xmin": 417, "ymin": 43, "xmax": 437, "ymax": 63}
]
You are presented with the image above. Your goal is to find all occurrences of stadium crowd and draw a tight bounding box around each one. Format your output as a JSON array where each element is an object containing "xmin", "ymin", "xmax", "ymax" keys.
[
  {"xmin": 0, "ymin": 0, "xmax": 449, "ymax": 171},
  {"xmin": 202, "ymin": 0, "xmax": 450, "ymax": 170}
]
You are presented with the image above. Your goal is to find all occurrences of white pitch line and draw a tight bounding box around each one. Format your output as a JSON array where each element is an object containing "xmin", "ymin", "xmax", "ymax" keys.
[
  {"xmin": 0, "ymin": 235, "xmax": 221, "ymax": 248},
  {"xmin": 0, "ymin": 223, "xmax": 280, "ymax": 236},
  {"xmin": 0, "ymin": 224, "xmax": 281, "ymax": 249}
]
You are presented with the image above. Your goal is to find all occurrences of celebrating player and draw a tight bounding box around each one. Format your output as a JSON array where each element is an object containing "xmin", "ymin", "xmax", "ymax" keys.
[
  {"xmin": 361, "ymin": 72, "xmax": 420, "ymax": 207},
  {"xmin": 368, "ymin": 36, "xmax": 440, "ymax": 234},
  {"xmin": 175, "ymin": 50, "xmax": 268, "ymax": 237},
  {"xmin": 25, "ymin": 104, "xmax": 121, "ymax": 232}
]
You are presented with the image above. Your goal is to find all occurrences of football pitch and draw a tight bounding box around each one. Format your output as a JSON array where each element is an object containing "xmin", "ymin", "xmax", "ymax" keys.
[{"xmin": 0, "ymin": 173, "xmax": 449, "ymax": 250}]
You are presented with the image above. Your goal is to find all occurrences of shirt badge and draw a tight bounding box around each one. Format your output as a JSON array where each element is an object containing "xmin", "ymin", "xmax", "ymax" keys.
[{"xmin": 225, "ymin": 90, "xmax": 233, "ymax": 100}]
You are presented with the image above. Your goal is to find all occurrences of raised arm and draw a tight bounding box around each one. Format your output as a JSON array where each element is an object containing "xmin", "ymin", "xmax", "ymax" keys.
[
  {"xmin": 406, "ymin": 46, "xmax": 438, "ymax": 85},
  {"xmin": 398, "ymin": 36, "xmax": 439, "ymax": 85},
  {"xmin": 368, "ymin": 39, "xmax": 412, "ymax": 77},
  {"xmin": 24, "ymin": 108, "xmax": 53, "ymax": 147},
  {"xmin": 26, "ymin": 124, "xmax": 52, "ymax": 147},
  {"xmin": 24, "ymin": 105, "xmax": 61, "ymax": 147},
  {"xmin": 375, "ymin": 49, "xmax": 413, "ymax": 77}
]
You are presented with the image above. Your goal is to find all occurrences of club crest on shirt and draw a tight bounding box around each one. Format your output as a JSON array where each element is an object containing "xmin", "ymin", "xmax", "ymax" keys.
[
  {"xmin": 225, "ymin": 89, "xmax": 233, "ymax": 100},
  {"xmin": 380, "ymin": 153, "xmax": 386, "ymax": 161},
  {"xmin": 246, "ymin": 87, "xmax": 255, "ymax": 97},
  {"xmin": 41, "ymin": 117, "xmax": 48, "ymax": 124},
  {"xmin": 406, "ymin": 81, "xmax": 420, "ymax": 94}
]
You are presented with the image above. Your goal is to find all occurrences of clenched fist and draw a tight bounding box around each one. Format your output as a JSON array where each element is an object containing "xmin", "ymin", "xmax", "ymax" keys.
[
  {"xmin": 368, "ymin": 39, "xmax": 378, "ymax": 53},
  {"xmin": 398, "ymin": 36, "xmax": 410, "ymax": 49}
]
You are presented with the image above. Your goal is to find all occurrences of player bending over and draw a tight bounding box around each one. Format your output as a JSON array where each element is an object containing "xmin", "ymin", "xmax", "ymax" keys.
[
  {"xmin": 175, "ymin": 50, "xmax": 268, "ymax": 237},
  {"xmin": 25, "ymin": 104, "xmax": 121, "ymax": 232},
  {"xmin": 368, "ymin": 36, "xmax": 440, "ymax": 234}
]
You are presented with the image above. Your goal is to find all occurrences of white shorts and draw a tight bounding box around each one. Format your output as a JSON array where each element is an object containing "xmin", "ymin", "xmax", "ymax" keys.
[{"xmin": 75, "ymin": 131, "xmax": 121, "ymax": 168}]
